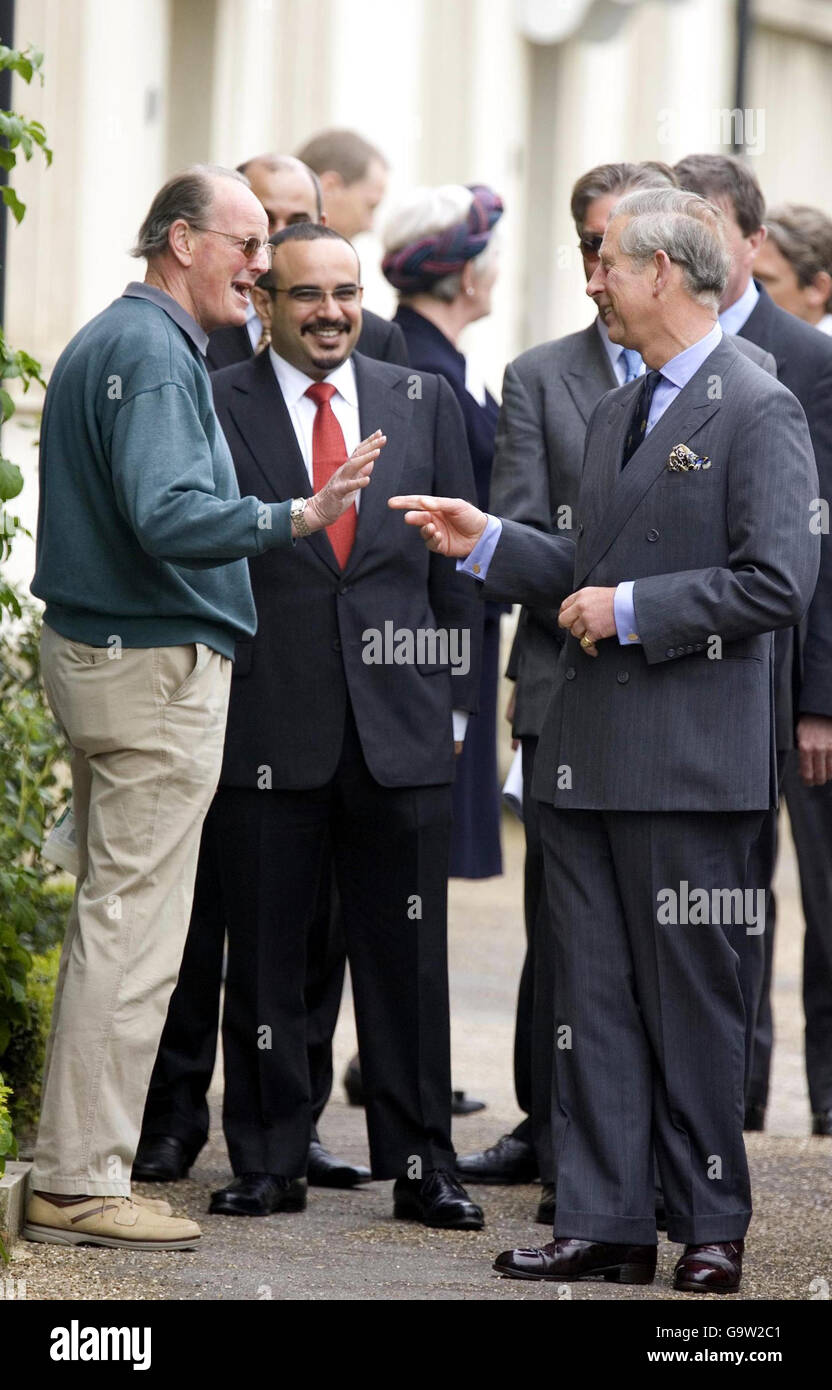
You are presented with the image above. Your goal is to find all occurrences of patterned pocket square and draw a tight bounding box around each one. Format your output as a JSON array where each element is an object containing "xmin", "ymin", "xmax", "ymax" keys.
[{"xmin": 666, "ymin": 442, "xmax": 711, "ymax": 472}]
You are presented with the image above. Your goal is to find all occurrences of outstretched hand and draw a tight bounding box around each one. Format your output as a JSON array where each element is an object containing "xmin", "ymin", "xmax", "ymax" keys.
[
  {"xmin": 387, "ymin": 495, "xmax": 488, "ymax": 557},
  {"xmin": 306, "ymin": 430, "xmax": 386, "ymax": 532}
]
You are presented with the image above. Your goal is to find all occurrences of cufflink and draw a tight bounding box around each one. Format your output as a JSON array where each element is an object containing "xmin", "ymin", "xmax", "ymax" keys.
[{"xmin": 627, "ymin": 632, "xmax": 639, "ymax": 643}]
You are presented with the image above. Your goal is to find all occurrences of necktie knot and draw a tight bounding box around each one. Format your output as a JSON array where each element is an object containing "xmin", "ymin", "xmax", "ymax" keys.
[{"xmin": 305, "ymin": 382, "xmax": 337, "ymax": 407}]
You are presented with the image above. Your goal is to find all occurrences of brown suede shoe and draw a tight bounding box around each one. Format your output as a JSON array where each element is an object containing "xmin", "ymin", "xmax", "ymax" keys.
[
  {"xmin": 673, "ymin": 1240, "xmax": 743, "ymax": 1293},
  {"xmin": 494, "ymin": 1237, "xmax": 656, "ymax": 1284}
]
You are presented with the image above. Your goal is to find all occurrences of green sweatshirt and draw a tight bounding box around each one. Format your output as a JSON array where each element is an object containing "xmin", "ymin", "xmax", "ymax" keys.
[{"xmin": 31, "ymin": 283, "xmax": 292, "ymax": 658}]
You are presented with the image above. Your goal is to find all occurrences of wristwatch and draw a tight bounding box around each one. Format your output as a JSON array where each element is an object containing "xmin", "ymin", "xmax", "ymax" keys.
[{"xmin": 291, "ymin": 497, "xmax": 312, "ymax": 538}]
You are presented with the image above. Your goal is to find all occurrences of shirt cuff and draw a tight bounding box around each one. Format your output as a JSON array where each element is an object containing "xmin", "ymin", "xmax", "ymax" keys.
[
  {"xmin": 457, "ymin": 515, "xmax": 502, "ymax": 581},
  {"xmin": 614, "ymin": 581, "xmax": 641, "ymax": 646},
  {"xmin": 452, "ymin": 710, "xmax": 469, "ymax": 743}
]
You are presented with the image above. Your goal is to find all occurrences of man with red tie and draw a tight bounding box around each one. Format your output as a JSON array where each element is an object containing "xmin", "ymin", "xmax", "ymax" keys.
[{"xmin": 195, "ymin": 224, "xmax": 484, "ymax": 1227}]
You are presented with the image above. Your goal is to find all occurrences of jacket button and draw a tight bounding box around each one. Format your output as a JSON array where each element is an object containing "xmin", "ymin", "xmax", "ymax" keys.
[
  {"xmin": 666, "ymin": 647, "xmax": 676, "ymax": 657},
  {"xmin": 577, "ymin": 522, "xmax": 584, "ymax": 537},
  {"xmin": 617, "ymin": 671, "xmax": 629, "ymax": 684},
  {"xmin": 333, "ymin": 639, "xmax": 342, "ymax": 652},
  {"xmin": 686, "ymin": 645, "xmax": 694, "ymax": 654},
  {"xmin": 565, "ymin": 666, "xmax": 576, "ymax": 681},
  {"xmin": 646, "ymin": 528, "xmax": 660, "ymax": 542},
  {"xmin": 339, "ymin": 585, "xmax": 350, "ymax": 595}
]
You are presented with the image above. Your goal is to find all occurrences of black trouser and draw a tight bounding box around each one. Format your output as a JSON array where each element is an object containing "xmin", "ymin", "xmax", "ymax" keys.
[
  {"xmin": 216, "ymin": 701, "xmax": 454, "ymax": 1178},
  {"xmin": 508, "ymin": 736, "xmax": 555, "ymax": 1179},
  {"xmin": 140, "ymin": 817, "xmax": 346, "ymax": 1158},
  {"xmin": 541, "ymin": 805, "xmax": 761, "ymax": 1245},
  {"xmin": 747, "ymin": 752, "xmax": 832, "ymax": 1115}
]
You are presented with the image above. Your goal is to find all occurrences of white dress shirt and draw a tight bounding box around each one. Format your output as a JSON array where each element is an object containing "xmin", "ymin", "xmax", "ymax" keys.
[
  {"xmin": 268, "ymin": 348, "xmax": 361, "ymax": 501},
  {"xmin": 269, "ymin": 348, "xmax": 468, "ymax": 741}
]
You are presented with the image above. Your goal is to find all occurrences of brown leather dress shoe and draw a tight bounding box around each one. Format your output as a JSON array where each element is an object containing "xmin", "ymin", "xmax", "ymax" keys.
[
  {"xmin": 673, "ymin": 1240, "xmax": 743, "ymax": 1293},
  {"xmin": 493, "ymin": 1237, "xmax": 656, "ymax": 1284}
]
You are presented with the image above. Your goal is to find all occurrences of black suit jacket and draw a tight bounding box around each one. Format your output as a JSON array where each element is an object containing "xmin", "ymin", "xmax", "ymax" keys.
[
  {"xmin": 211, "ymin": 350, "xmax": 482, "ymax": 789},
  {"xmin": 206, "ymin": 307, "xmax": 409, "ymax": 373},
  {"xmin": 739, "ymin": 281, "xmax": 832, "ymax": 735}
]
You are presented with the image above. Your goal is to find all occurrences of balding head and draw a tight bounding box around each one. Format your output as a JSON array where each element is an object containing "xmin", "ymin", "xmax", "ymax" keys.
[{"xmin": 235, "ymin": 153, "xmax": 322, "ymax": 234}]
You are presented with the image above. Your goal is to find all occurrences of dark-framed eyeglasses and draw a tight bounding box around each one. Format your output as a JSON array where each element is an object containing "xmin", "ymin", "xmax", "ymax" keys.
[
  {"xmin": 578, "ymin": 232, "xmax": 605, "ymax": 257},
  {"xmin": 268, "ymin": 284, "xmax": 363, "ymax": 305},
  {"xmin": 195, "ymin": 227, "xmax": 274, "ymax": 262}
]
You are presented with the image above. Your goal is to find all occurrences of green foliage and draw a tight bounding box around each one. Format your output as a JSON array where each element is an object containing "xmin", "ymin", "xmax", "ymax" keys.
[
  {"xmin": 0, "ymin": 601, "xmax": 67, "ymax": 1050},
  {"xmin": 1, "ymin": 944, "xmax": 60, "ymax": 1142},
  {"xmin": 0, "ymin": 1071, "xmax": 16, "ymax": 1261},
  {"xmin": 0, "ymin": 38, "xmax": 57, "ymax": 1172},
  {"xmin": 0, "ymin": 44, "xmax": 52, "ymax": 225}
]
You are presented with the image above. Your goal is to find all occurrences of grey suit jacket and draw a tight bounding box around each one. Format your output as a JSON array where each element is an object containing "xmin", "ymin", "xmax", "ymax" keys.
[
  {"xmin": 489, "ymin": 320, "xmax": 776, "ymax": 738},
  {"xmin": 483, "ymin": 335, "xmax": 818, "ymax": 812}
]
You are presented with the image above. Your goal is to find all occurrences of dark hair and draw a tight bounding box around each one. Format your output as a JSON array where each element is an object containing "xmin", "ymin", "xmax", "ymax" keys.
[
  {"xmin": 570, "ymin": 161, "xmax": 677, "ymax": 233},
  {"xmin": 236, "ymin": 152, "xmax": 323, "ymax": 220},
  {"xmin": 765, "ymin": 203, "xmax": 832, "ymax": 310},
  {"xmin": 131, "ymin": 164, "xmax": 249, "ymax": 259},
  {"xmin": 295, "ymin": 128, "xmax": 387, "ymax": 185},
  {"xmin": 673, "ymin": 153, "xmax": 764, "ymax": 236},
  {"xmin": 256, "ymin": 222, "xmax": 360, "ymax": 289}
]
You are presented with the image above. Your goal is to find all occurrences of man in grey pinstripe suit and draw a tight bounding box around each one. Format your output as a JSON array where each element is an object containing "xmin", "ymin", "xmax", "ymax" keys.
[{"xmin": 390, "ymin": 188, "xmax": 819, "ymax": 1293}]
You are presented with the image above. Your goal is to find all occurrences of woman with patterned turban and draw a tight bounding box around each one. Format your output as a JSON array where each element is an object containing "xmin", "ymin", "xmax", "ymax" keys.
[{"xmin": 383, "ymin": 183, "xmax": 504, "ymax": 880}]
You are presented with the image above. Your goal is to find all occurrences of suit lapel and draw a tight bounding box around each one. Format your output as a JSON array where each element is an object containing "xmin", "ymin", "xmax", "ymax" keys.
[
  {"xmin": 224, "ymin": 351, "xmax": 341, "ymax": 577},
  {"xmin": 562, "ymin": 322, "xmax": 618, "ymax": 423},
  {"xmin": 343, "ymin": 352, "xmax": 408, "ymax": 576},
  {"xmin": 575, "ymin": 338, "xmax": 737, "ymax": 586}
]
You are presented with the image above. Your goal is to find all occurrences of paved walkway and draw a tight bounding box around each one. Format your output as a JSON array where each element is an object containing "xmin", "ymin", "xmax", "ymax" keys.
[{"xmin": 10, "ymin": 810, "xmax": 832, "ymax": 1301}]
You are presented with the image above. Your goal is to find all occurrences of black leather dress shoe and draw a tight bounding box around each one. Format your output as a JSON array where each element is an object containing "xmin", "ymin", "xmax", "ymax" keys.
[
  {"xmin": 307, "ymin": 1140, "xmax": 372, "ymax": 1188},
  {"xmin": 132, "ymin": 1135, "xmax": 193, "ymax": 1182},
  {"xmin": 452, "ymin": 1090, "xmax": 487, "ymax": 1115},
  {"xmin": 812, "ymin": 1109, "xmax": 832, "ymax": 1136},
  {"xmin": 744, "ymin": 1102, "xmax": 766, "ymax": 1132},
  {"xmin": 343, "ymin": 1056, "xmax": 486, "ymax": 1117},
  {"xmin": 209, "ymin": 1173, "xmax": 307, "ymax": 1217},
  {"xmin": 494, "ymin": 1237, "xmax": 656, "ymax": 1284},
  {"xmin": 673, "ymin": 1240, "xmax": 743, "ymax": 1293},
  {"xmin": 343, "ymin": 1055, "xmax": 364, "ymax": 1106},
  {"xmin": 535, "ymin": 1182, "xmax": 556, "ymax": 1225},
  {"xmin": 455, "ymin": 1133, "xmax": 538, "ymax": 1184},
  {"xmin": 393, "ymin": 1170, "xmax": 484, "ymax": 1229}
]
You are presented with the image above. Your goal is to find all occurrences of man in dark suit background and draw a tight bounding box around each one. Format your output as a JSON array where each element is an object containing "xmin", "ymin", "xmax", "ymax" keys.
[
  {"xmin": 206, "ymin": 151, "xmax": 408, "ymax": 372},
  {"xmin": 182, "ymin": 224, "xmax": 485, "ymax": 1228},
  {"xmin": 675, "ymin": 155, "xmax": 832, "ymax": 1137},
  {"xmin": 458, "ymin": 162, "xmax": 677, "ymax": 1219},
  {"xmin": 392, "ymin": 187, "xmax": 819, "ymax": 1291}
]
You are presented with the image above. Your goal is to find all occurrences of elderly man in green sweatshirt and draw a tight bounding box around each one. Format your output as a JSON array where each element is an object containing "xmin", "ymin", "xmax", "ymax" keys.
[{"xmin": 24, "ymin": 164, "xmax": 382, "ymax": 1251}]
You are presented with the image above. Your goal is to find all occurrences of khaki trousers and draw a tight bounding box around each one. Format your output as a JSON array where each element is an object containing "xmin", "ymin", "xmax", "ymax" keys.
[{"xmin": 32, "ymin": 625, "xmax": 230, "ymax": 1194}]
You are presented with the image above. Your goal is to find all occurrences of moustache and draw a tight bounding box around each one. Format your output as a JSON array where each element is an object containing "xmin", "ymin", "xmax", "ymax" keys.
[{"xmin": 302, "ymin": 319, "xmax": 350, "ymax": 334}]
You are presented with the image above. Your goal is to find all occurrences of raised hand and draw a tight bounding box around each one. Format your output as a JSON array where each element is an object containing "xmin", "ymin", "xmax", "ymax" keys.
[
  {"xmin": 387, "ymin": 494, "xmax": 487, "ymax": 557},
  {"xmin": 305, "ymin": 430, "xmax": 386, "ymax": 532}
]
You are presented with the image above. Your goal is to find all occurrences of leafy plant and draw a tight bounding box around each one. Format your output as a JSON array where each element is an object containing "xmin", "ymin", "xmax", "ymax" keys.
[
  {"xmin": 0, "ymin": 39, "xmax": 58, "ymax": 1180},
  {"xmin": 0, "ymin": 41, "xmax": 50, "ymax": 615}
]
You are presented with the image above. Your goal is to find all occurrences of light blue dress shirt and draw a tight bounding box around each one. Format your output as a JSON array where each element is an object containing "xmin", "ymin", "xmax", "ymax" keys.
[
  {"xmin": 460, "ymin": 321, "xmax": 724, "ymax": 650},
  {"xmin": 718, "ymin": 278, "xmax": 759, "ymax": 336}
]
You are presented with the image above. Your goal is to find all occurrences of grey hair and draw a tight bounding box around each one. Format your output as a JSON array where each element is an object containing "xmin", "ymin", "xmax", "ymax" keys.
[
  {"xmin": 131, "ymin": 164, "xmax": 251, "ymax": 260},
  {"xmin": 610, "ymin": 187, "xmax": 730, "ymax": 308}
]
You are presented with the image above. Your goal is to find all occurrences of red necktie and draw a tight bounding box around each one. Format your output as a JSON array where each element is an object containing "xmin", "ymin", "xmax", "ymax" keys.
[{"xmin": 305, "ymin": 382, "xmax": 356, "ymax": 568}]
